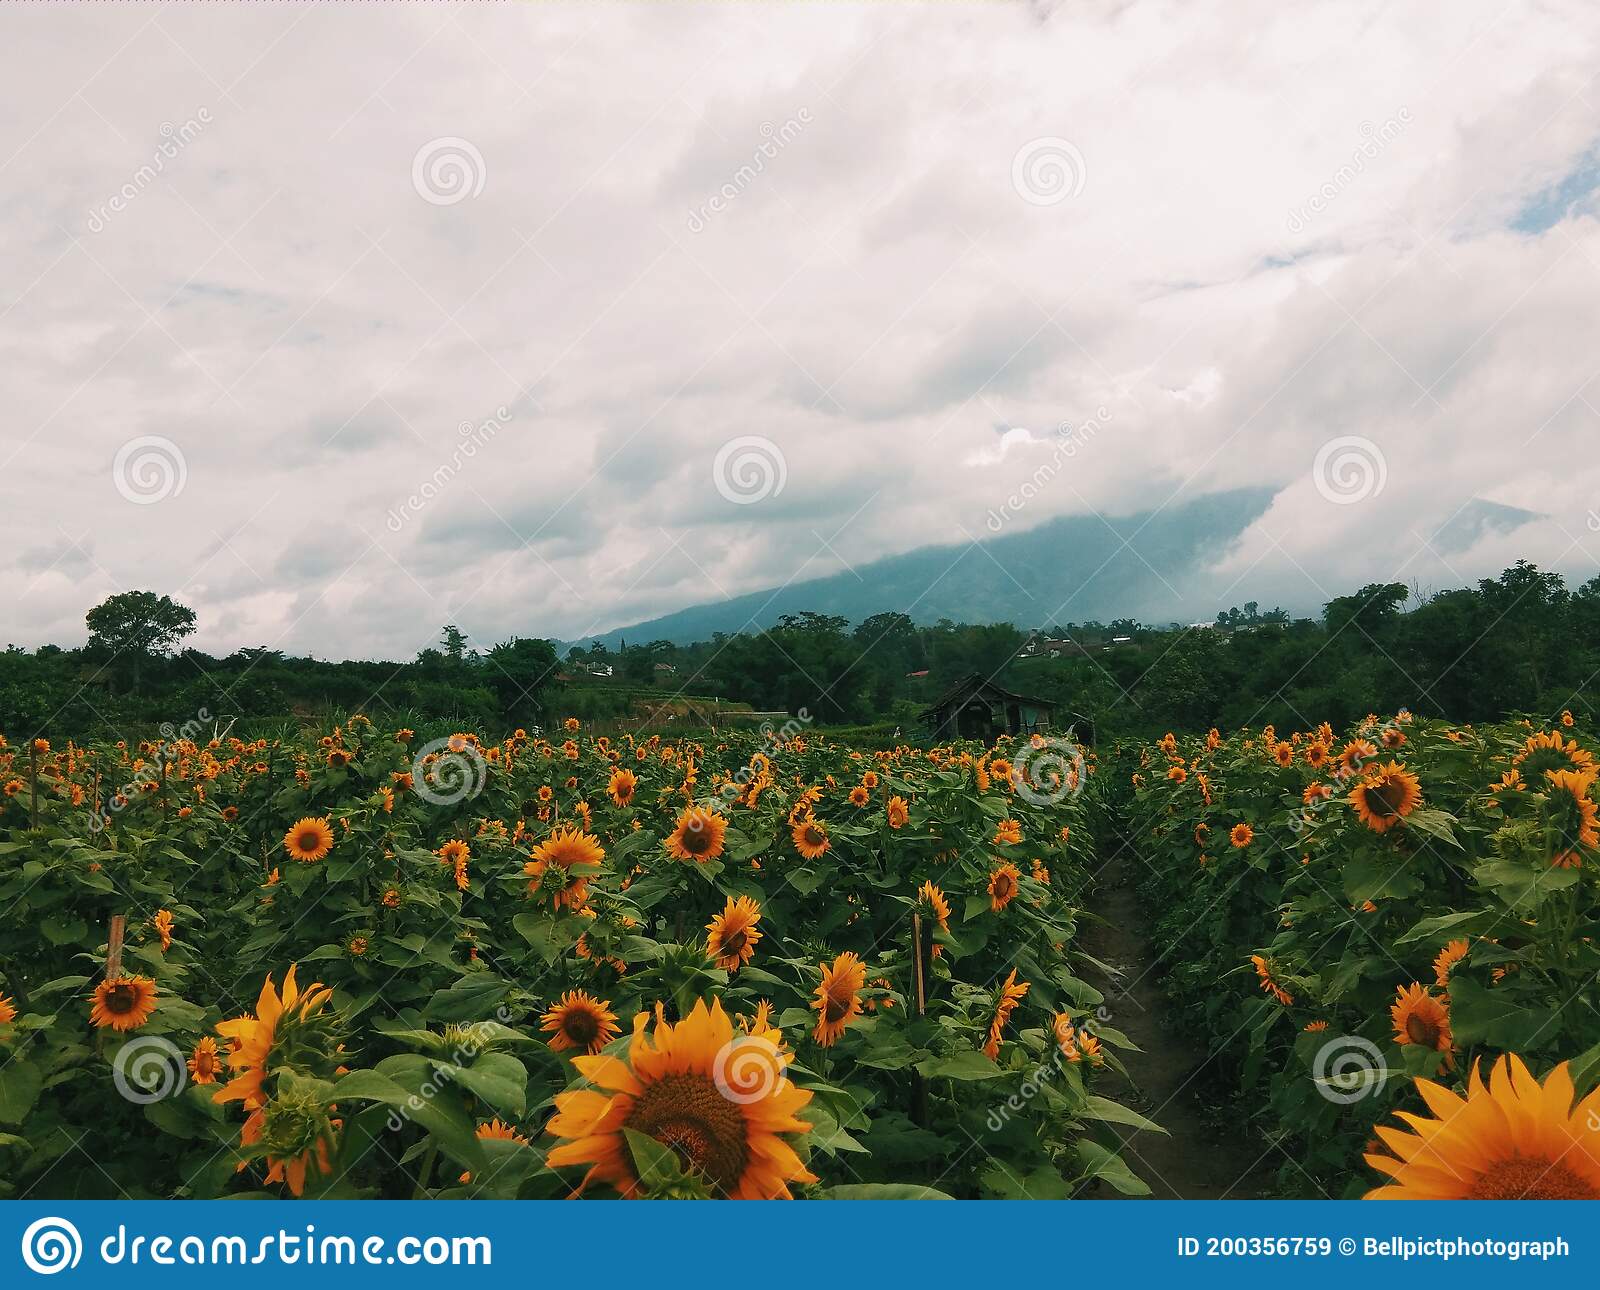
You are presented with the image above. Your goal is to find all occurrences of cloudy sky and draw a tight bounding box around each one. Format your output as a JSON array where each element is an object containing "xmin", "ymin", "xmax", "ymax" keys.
[{"xmin": 4, "ymin": 0, "xmax": 1599, "ymax": 660}]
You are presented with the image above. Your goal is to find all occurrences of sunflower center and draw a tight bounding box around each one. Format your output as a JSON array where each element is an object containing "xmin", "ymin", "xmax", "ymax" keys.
[
  {"xmin": 1466, "ymin": 1156, "xmax": 1600, "ymax": 1200},
  {"xmin": 680, "ymin": 823, "xmax": 712, "ymax": 855},
  {"xmin": 296, "ymin": 830, "xmax": 322, "ymax": 851},
  {"xmin": 562, "ymin": 1008, "xmax": 600, "ymax": 1045},
  {"xmin": 626, "ymin": 1074, "xmax": 748, "ymax": 1194},
  {"xmin": 823, "ymin": 987, "xmax": 854, "ymax": 1024},
  {"xmin": 804, "ymin": 826, "xmax": 825, "ymax": 847},
  {"xmin": 721, "ymin": 928, "xmax": 747, "ymax": 955},
  {"xmin": 1368, "ymin": 781, "xmax": 1408, "ymax": 816},
  {"xmin": 104, "ymin": 983, "xmax": 139, "ymax": 1015},
  {"xmin": 1404, "ymin": 1013, "xmax": 1441, "ymax": 1047}
]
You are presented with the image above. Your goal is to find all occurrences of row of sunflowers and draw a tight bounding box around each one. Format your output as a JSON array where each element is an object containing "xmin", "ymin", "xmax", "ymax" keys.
[
  {"xmin": 0, "ymin": 719, "xmax": 1153, "ymax": 1199},
  {"xmin": 1123, "ymin": 712, "xmax": 1600, "ymax": 1199}
]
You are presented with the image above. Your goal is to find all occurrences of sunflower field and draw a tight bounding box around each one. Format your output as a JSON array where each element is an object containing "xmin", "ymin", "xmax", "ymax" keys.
[
  {"xmin": 0, "ymin": 720, "xmax": 1157, "ymax": 1201},
  {"xmin": 1122, "ymin": 712, "xmax": 1600, "ymax": 1198}
]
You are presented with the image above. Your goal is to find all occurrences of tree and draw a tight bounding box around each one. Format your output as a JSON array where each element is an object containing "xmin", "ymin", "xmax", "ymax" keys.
[
  {"xmin": 485, "ymin": 637, "xmax": 560, "ymax": 726},
  {"xmin": 84, "ymin": 591, "xmax": 197, "ymax": 694}
]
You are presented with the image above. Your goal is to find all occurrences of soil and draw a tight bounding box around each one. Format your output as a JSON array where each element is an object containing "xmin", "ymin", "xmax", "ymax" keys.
[{"xmin": 1074, "ymin": 849, "xmax": 1280, "ymax": 1199}]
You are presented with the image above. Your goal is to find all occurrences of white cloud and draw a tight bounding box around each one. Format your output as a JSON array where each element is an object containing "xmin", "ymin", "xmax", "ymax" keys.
[{"xmin": 2, "ymin": 1, "xmax": 1599, "ymax": 659}]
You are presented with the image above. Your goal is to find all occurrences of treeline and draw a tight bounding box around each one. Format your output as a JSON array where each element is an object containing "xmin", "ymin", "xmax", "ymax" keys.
[{"xmin": 3, "ymin": 562, "xmax": 1597, "ymax": 740}]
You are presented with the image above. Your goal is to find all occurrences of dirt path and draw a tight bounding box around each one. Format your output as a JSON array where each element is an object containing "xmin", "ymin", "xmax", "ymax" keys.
[{"xmin": 1075, "ymin": 850, "xmax": 1277, "ymax": 1199}]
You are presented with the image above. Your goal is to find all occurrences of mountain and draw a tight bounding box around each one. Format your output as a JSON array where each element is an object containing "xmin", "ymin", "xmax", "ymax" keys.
[{"xmin": 570, "ymin": 486, "xmax": 1283, "ymax": 648}]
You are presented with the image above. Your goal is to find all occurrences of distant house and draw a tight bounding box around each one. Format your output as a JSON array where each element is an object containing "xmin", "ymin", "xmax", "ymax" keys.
[{"xmin": 921, "ymin": 673, "xmax": 1072, "ymax": 742}]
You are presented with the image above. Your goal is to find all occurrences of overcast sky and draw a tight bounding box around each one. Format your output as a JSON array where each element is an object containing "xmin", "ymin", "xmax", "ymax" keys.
[{"xmin": 4, "ymin": 0, "xmax": 1599, "ymax": 660}]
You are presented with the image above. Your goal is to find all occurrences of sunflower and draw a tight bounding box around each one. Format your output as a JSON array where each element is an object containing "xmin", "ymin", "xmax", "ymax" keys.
[
  {"xmin": 1338, "ymin": 738, "xmax": 1379, "ymax": 779},
  {"xmin": 436, "ymin": 838, "xmax": 471, "ymax": 866},
  {"xmin": 847, "ymin": 785, "xmax": 870, "ymax": 808},
  {"xmin": 541, "ymin": 990, "xmax": 622, "ymax": 1055},
  {"xmin": 791, "ymin": 816, "xmax": 830, "ymax": 860},
  {"xmin": 214, "ymin": 965, "xmax": 335, "ymax": 1114},
  {"xmin": 1515, "ymin": 730, "xmax": 1596, "ymax": 780},
  {"xmin": 993, "ymin": 818, "xmax": 1022, "ymax": 847},
  {"xmin": 478, "ymin": 1118, "xmax": 529, "ymax": 1145},
  {"xmin": 886, "ymin": 795, "xmax": 909, "ymax": 829},
  {"xmin": 1391, "ymin": 983, "xmax": 1452, "ymax": 1059},
  {"xmin": 89, "ymin": 975, "xmax": 158, "ymax": 1031},
  {"xmin": 1304, "ymin": 741, "xmax": 1330, "ymax": 769},
  {"xmin": 546, "ymin": 997, "xmax": 814, "ymax": 1199},
  {"xmin": 1433, "ymin": 939, "xmax": 1470, "ymax": 987},
  {"xmin": 1544, "ymin": 768, "xmax": 1598, "ymax": 867},
  {"xmin": 152, "ymin": 908, "xmax": 174, "ymax": 952},
  {"xmin": 529, "ymin": 824, "xmax": 605, "ymax": 871},
  {"xmin": 1250, "ymin": 954, "xmax": 1292, "ymax": 1006},
  {"xmin": 918, "ymin": 880, "xmax": 951, "ymax": 933},
  {"xmin": 1365, "ymin": 1054, "xmax": 1600, "ymax": 1198},
  {"xmin": 1230, "ymin": 822, "xmax": 1254, "ymax": 848},
  {"xmin": 607, "ymin": 767, "xmax": 639, "ymax": 808},
  {"xmin": 1350, "ymin": 762, "xmax": 1423, "ymax": 834},
  {"xmin": 283, "ymin": 816, "xmax": 334, "ymax": 863},
  {"xmin": 812, "ymin": 951, "xmax": 867, "ymax": 1047},
  {"xmin": 188, "ymin": 1035, "xmax": 224, "ymax": 1085},
  {"xmin": 1303, "ymin": 1020, "xmax": 1329, "ymax": 1032},
  {"xmin": 1273, "ymin": 741, "xmax": 1295, "ymax": 767},
  {"xmin": 983, "ymin": 969, "xmax": 1030, "ymax": 1060},
  {"xmin": 0, "ymin": 993, "xmax": 17, "ymax": 1026},
  {"xmin": 988, "ymin": 861, "xmax": 1021, "ymax": 912},
  {"xmin": 705, "ymin": 895, "xmax": 763, "ymax": 971},
  {"xmin": 664, "ymin": 807, "xmax": 729, "ymax": 862}
]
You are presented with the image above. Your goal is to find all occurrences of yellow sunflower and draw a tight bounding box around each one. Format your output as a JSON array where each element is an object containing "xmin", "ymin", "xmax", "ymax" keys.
[
  {"xmin": 529, "ymin": 824, "xmax": 606, "ymax": 871},
  {"xmin": 791, "ymin": 816, "xmax": 830, "ymax": 860},
  {"xmin": 1544, "ymin": 768, "xmax": 1598, "ymax": 867},
  {"xmin": 812, "ymin": 951, "xmax": 867, "ymax": 1047},
  {"xmin": 607, "ymin": 767, "xmax": 639, "ymax": 808},
  {"xmin": 1365, "ymin": 1054, "xmax": 1600, "ymax": 1198},
  {"xmin": 0, "ymin": 993, "xmax": 17, "ymax": 1025},
  {"xmin": 1433, "ymin": 939, "xmax": 1470, "ymax": 987},
  {"xmin": 283, "ymin": 816, "xmax": 334, "ymax": 863},
  {"xmin": 664, "ymin": 807, "xmax": 729, "ymax": 862},
  {"xmin": 1350, "ymin": 762, "xmax": 1423, "ymax": 833},
  {"xmin": 705, "ymin": 895, "xmax": 763, "ymax": 971},
  {"xmin": 1391, "ymin": 983, "xmax": 1453, "ymax": 1060},
  {"xmin": 1250, "ymin": 954, "xmax": 1292, "ymax": 1006},
  {"xmin": 545, "ymin": 997, "xmax": 815, "ymax": 1198},
  {"xmin": 214, "ymin": 965, "xmax": 335, "ymax": 1113},
  {"xmin": 89, "ymin": 975, "xmax": 158, "ymax": 1031},
  {"xmin": 886, "ymin": 795, "xmax": 910, "ymax": 829},
  {"xmin": 541, "ymin": 990, "xmax": 622, "ymax": 1055},
  {"xmin": 988, "ymin": 861, "xmax": 1021, "ymax": 912},
  {"xmin": 188, "ymin": 1035, "xmax": 224, "ymax": 1085},
  {"xmin": 983, "ymin": 969, "xmax": 1030, "ymax": 1060}
]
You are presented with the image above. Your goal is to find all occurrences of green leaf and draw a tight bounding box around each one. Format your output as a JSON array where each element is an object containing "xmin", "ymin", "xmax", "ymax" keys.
[
  {"xmin": 441, "ymin": 1052, "xmax": 527, "ymax": 1118},
  {"xmin": 1449, "ymin": 976, "xmax": 1550, "ymax": 1051},
  {"xmin": 424, "ymin": 975, "xmax": 510, "ymax": 1023},
  {"xmin": 624, "ymin": 1128, "xmax": 687, "ymax": 1191},
  {"xmin": 333, "ymin": 1068, "xmax": 487, "ymax": 1172},
  {"xmin": 1081, "ymin": 1094, "xmax": 1166, "ymax": 1134},
  {"xmin": 1074, "ymin": 1138, "xmax": 1150, "ymax": 1196},
  {"xmin": 916, "ymin": 1051, "xmax": 1006, "ymax": 1081},
  {"xmin": 0, "ymin": 1062, "xmax": 42, "ymax": 1126},
  {"xmin": 822, "ymin": 1183, "xmax": 954, "ymax": 1199}
]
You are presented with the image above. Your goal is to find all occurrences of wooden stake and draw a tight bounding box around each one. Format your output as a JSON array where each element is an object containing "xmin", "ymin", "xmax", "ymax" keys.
[
  {"xmin": 910, "ymin": 912, "xmax": 929, "ymax": 1128},
  {"xmin": 105, "ymin": 914, "xmax": 126, "ymax": 980}
]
